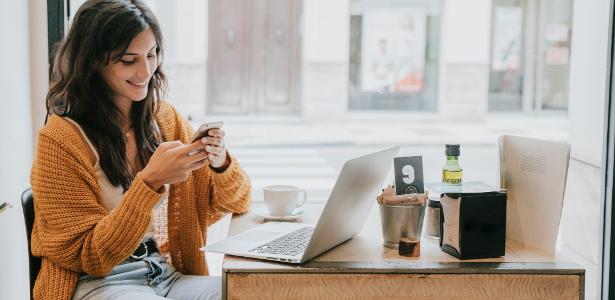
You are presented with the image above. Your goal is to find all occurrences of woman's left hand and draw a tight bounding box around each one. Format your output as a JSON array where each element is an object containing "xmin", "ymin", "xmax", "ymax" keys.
[{"xmin": 200, "ymin": 128, "xmax": 229, "ymax": 170}]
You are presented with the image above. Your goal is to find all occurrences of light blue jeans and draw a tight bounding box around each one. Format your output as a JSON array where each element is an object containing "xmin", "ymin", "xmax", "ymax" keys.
[{"xmin": 72, "ymin": 252, "xmax": 221, "ymax": 300}]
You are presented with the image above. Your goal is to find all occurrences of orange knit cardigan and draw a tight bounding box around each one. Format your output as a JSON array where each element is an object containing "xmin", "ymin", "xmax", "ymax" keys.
[{"xmin": 29, "ymin": 102, "xmax": 252, "ymax": 300}]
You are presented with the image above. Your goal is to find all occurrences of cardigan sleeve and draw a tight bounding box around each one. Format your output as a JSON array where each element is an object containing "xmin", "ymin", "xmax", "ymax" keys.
[
  {"xmin": 205, "ymin": 154, "xmax": 252, "ymax": 224},
  {"xmin": 30, "ymin": 133, "xmax": 165, "ymax": 276},
  {"xmin": 165, "ymin": 105, "xmax": 252, "ymax": 226}
]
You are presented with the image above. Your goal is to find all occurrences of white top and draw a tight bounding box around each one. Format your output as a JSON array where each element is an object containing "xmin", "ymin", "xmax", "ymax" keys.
[{"xmin": 64, "ymin": 117, "xmax": 167, "ymax": 241}]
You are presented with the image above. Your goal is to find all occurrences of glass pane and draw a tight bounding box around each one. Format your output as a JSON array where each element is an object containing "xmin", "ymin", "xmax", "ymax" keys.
[
  {"xmin": 538, "ymin": 0, "xmax": 572, "ymax": 110},
  {"xmin": 348, "ymin": 0, "xmax": 441, "ymax": 111},
  {"xmin": 488, "ymin": 0, "xmax": 523, "ymax": 111}
]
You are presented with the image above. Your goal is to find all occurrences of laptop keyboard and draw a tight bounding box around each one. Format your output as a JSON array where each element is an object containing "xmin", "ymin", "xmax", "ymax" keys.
[{"xmin": 249, "ymin": 227, "xmax": 314, "ymax": 256}]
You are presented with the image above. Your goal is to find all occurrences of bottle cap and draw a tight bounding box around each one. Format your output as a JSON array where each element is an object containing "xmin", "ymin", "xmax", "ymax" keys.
[{"xmin": 445, "ymin": 144, "xmax": 460, "ymax": 156}]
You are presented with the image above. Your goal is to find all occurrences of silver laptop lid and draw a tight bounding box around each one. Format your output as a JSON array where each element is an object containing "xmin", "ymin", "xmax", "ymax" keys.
[{"xmin": 300, "ymin": 146, "xmax": 400, "ymax": 262}]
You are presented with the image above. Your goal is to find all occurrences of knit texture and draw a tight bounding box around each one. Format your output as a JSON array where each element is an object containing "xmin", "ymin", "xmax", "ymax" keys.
[{"xmin": 29, "ymin": 102, "xmax": 252, "ymax": 300}]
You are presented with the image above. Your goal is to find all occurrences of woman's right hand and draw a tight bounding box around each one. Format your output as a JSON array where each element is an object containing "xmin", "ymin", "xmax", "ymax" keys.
[{"xmin": 140, "ymin": 141, "xmax": 208, "ymax": 191}]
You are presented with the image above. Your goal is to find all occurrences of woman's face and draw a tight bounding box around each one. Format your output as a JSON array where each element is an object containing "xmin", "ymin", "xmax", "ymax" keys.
[{"xmin": 100, "ymin": 27, "xmax": 158, "ymax": 113}]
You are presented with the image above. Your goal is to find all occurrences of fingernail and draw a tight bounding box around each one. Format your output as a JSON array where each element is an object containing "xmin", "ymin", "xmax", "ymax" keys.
[{"xmin": 201, "ymin": 137, "xmax": 207, "ymax": 144}]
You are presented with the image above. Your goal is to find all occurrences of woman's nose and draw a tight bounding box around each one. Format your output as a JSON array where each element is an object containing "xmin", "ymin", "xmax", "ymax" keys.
[{"xmin": 136, "ymin": 58, "xmax": 152, "ymax": 78}]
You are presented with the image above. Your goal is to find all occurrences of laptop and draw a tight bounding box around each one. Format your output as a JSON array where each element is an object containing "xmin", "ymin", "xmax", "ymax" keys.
[{"xmin": 203, "ymin": 146, "xmax": 400, "ymax": 264}]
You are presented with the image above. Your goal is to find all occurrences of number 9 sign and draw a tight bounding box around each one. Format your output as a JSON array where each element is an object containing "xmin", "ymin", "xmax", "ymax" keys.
[
  {"xmin": 394, "ymin": 156, "xmax": 424, "ymax": 195},
  {"xmin": 402, "ymin": 164, "xmax": 415, "ymax": 184}
]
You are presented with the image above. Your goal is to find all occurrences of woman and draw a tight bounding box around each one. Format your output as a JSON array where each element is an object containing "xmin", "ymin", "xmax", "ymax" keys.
[{"xmin": 30, "ymin": 0, "xmax": 251, "ymax": 299}]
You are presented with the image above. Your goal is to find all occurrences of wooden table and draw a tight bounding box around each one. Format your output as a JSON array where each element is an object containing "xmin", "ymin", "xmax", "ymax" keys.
[{"xmin": 220, "ymin": 203, "xmax": 584, "ymax": 299}]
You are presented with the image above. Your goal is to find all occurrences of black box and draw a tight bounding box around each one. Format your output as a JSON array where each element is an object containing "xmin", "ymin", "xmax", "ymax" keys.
[{"xmin": 439, "ymin": 191, "xmax": 507, "ymax": 259}]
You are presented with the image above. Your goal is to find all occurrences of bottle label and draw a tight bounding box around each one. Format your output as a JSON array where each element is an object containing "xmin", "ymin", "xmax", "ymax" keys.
[{"xmin": 442, "ymin": 170, "xmax": 462, "ymax": 183}]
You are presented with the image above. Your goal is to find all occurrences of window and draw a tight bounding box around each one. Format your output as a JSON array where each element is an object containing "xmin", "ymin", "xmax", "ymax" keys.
[
  {"xmin": 57, "ymin": 1, "xmax": 609, "ymax": 298},
  {"xmin": 348, "ymin": 0, "xmax": 441, "ymax": 111},
  {"xmin": 488, "ymin": 0, "xmax": 573, "ymax": 111}
]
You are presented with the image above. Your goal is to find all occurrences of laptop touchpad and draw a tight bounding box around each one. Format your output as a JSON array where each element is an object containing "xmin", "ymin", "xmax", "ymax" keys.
[{"xmin": 231, "ymin": 230, "xmax": 281, "ymax": 242}]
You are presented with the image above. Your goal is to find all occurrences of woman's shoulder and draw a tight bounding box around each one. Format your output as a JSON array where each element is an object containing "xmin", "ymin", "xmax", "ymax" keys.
[
  {"xmin": 42, "ymin": 115, "xmax": 98, "ymax": 164},
  {"xmin": 39, "ymin": 115, "xmax": 82, "ymax": 141},
  {"xmin": 37, "ymin": 115, "xmax": 92, "ymax": 156}
]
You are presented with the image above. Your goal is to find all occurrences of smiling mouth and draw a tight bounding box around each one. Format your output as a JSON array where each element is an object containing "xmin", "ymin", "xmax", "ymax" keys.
[{"xmin": 127, "ymin": 80, "xmax": 147, "ymax": 87}]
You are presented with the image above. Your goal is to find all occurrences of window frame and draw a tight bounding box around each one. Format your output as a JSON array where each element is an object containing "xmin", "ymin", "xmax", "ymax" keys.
[
  {"xmin": 47, "ymin": 0, "xmax": 68, "ymax": 76},
  {"xmin": 602, "ymin": 1, "xmax": 615, "ymax": 299}
]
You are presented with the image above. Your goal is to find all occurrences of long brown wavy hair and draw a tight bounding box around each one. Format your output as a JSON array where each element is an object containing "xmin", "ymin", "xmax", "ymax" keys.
[{"xmin": 46, "ymin": 0, "xmax": 167, "ymax": 191}]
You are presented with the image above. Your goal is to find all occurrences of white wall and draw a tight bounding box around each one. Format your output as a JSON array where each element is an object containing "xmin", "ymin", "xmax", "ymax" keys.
[
  {"xmin": 438, "ymin": 0, "xmax": 492, "ymax": 119},
  {"xmin": 440, "ymin": 0, "xmax": 491, "ymax": 64},
  {"xmin": 303, "ymin": 0, "xmax": 348, "ymax": 62},
  {"xmin": 0, "ymin": 1, "xmax": 35, "ymax": 299},
  {"xmin": 301, "ymin": 0, "xmax": 349, "ymax": 120},
  {"xmin": 30, "ymin": 0, "xmax": 49, "ymax": 144},
  {"xmin": 568, "ymin": 0, "xmax": 610, "ymax": 167}
]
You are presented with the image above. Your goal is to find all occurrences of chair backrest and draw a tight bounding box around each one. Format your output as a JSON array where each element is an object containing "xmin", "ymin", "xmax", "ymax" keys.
[{"xmin": 21, "ymin": 188, "xmax": 40, "ymax": 300}]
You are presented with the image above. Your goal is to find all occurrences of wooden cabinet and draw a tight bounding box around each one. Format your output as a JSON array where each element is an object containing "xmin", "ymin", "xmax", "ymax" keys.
[
  {"xmin": 219, "ymin": 204, "xmax": 584, "ymax": 299},
  {"xmin": 225, "ymin": 265, "xmax": 582, "ymax": 299}
]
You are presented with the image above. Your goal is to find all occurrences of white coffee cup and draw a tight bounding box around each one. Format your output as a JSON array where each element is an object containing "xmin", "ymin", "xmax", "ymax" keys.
[{"xmin": 263, "ymin": 185, "xmax": 307, "ymax": 216}]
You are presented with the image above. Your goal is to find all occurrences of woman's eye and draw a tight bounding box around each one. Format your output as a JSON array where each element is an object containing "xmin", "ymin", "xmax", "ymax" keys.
[
  {"xmin": 120, "ymin": 60, "xmax": 135, "ymax": 65},
  {"xmin": 147, "ymin": 54, "xmax": 157, "ymax": 60}
]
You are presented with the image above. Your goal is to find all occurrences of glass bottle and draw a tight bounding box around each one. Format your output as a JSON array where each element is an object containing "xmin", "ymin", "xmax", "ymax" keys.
[
  {"xmin": 442, "ymin": 144, "xmax": 462, "ymax": 184},
  {"xmin": 425, "ymin": 195, "xmax": 441, "ymax": 239}
]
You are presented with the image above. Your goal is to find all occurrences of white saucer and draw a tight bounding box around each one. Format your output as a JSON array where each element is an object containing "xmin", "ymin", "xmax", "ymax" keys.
[{"xmin": 252, "ymin": 207, "xmax": 305, "ymax": 222}]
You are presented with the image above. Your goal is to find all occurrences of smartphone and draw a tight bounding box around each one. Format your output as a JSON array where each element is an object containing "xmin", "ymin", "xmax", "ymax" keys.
[{"xmin": 191, "ymin": 121, "xmax": 224, "ymax": 143}]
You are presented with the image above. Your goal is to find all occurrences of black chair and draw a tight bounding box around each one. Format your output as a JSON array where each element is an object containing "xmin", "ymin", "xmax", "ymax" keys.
[{"xmin": 21, "ymin": 188, "xmax": 40, "ymax": 300}]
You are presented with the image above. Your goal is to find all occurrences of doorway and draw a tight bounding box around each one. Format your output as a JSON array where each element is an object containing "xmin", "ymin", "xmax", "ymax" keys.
[{"xmin": 207, "ymin": 0, "xmax": 302, "ymax": 115}]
